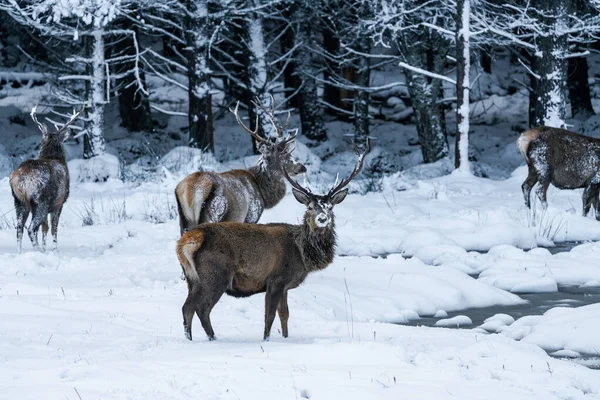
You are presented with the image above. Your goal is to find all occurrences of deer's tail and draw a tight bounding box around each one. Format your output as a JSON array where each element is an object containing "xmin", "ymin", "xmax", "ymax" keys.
[
  {"xmin": 175, "ymin": 174, "xmax": 213, "ymax": 231},
  {"xmin": 176, "ymin": 230, "xmax": 205, "ymax": 283},
  {"xmin": 517, "ymin": 127, "xmax": 542, "ymax": 163}
]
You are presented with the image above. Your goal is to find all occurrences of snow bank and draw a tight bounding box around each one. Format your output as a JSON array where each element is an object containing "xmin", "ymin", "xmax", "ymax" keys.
[
  {"xmin": 501, "ymin": 304, "xmax": 600, "ymax": 356},
  {"xmin": 68, "ymin": 153, "xmax": 120, "ymax": 183}
]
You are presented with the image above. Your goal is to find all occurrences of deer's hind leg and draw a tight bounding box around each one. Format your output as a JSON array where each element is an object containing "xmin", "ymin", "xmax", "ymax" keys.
[
  {"xmin": 27, "ymin": 202, "xmax": 49, "ymax": 251},
  {"xmin": 14, "ymin": 198, "xmax": 29, "ymax": 254},
  {"xmin": 582, "ymin": 184, "xmax": 600, "ymax": 217},
  {"xmin": 194, "ymin": 270, "xmax": 229, "ymax": 341},
  {"xmin": 41, "ymin": 217, "xmax": 49, "ymax": 251},
  {"xmin": 183, "ymin": 284, "xmax": 200, "ymax": 341},
  {"xmin": 522, "ymin": 164, "xmax": 539, "ymax": 209},
  {"xmin": 50, "ymin": 205, "xmax": 63, "ymax": 250}
]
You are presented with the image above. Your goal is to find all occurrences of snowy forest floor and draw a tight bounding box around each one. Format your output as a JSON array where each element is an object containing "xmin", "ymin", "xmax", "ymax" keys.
[{"xmin": 3, "ymin": 56, "xmax": 600, "ymax": 397}]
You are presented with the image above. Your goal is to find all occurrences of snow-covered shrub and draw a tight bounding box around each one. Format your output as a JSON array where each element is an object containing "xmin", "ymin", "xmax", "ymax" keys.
[
  {"xmin": 158, "ymin": 146, "xmax": 220, "ymax": 178},
  {"xmin": 74, "ymin": 197, "xmax": 98, "ymax": 226},
  {"xmin": 68, "ymin": 153, "xmax": 120, "ymax": 183},
  {"xmin": 142, "ymin": 193, "xmax": 178, "ymax": 224}
]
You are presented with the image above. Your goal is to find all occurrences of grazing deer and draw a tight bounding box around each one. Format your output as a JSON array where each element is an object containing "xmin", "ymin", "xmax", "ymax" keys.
[
  {"xmin": 10, "ymin": 105, "xmax": 85, "ymax": 252},
  {"xmin": 176, "ymin": 140, "xmax": 368, "ymax": 341},
  {"xmin": 518, "ymin": 126, "xmax": 600, "ymax": 219},
  {"xmin": 175, "ymin": 96, "xmax": 306, "ymax": 236}
]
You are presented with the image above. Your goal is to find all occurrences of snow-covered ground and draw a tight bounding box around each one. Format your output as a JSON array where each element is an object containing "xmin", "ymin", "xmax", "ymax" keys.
[{"xmin": 2, "ymin": 150, "xmax": 600, "ymax": 397}]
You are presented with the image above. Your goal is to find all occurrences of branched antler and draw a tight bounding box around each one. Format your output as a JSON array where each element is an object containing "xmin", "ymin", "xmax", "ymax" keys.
[
  {"xmin": 30, "ymin": 105, "xmax": 48, "ymax": 136},
  {"xmin": 57, "ymin": 105, "xmax": 86, "ymax": 136},
  {"xmin": 232, "ymin": 101, "xmax": 264, "ymax": 143},
  {"xmin": 327, "ymin": 137, "xmax": 370, "ymax": 197},
  {"xmin": 252, "ymin": 94, "xmax": 291, "ymax": 138}
]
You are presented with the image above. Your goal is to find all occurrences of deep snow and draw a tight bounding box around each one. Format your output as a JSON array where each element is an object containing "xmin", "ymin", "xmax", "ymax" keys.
[{"xmin": 2, "ymin": 153, "xmax": 600, "ymax": 398}]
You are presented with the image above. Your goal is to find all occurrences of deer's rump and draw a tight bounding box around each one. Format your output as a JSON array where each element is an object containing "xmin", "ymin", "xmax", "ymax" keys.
[
  {"xmin": 528, "ymin": 131, "xmax": 600, "ymax": 189},
  {"xmin": 10, "ymin": 159, "xmax": 68, "ymax": 207}
]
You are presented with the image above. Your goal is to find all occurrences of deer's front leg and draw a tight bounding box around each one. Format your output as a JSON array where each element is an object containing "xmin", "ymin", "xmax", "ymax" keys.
[{"xmin": 264, "ymin": 284, "xmax": 284, "ymax": 341}]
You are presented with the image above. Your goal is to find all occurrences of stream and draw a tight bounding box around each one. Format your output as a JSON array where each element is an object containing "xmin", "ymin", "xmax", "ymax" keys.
[{"xmin": 398, "ymin": 241, "xmax": 600, "ymax": 370}]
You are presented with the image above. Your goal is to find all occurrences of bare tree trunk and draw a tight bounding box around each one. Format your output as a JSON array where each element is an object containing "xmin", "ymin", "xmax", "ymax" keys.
[
  {"xmin": 455, "ymin": 0, "xmax": 470, "ymax": 173},
  {"xmin": 280, "ymin": 6, "xmax": 300, "ymax": 109},
  {"xmin": 480, "ymin": 47, "xmax": 492, "ymax": 74},
  {"xmin": 83, "ymin": 30, "xmax": 106, "ymax": 159},
  {"xmin": 531, "ymin": 0, "xmax": 568, "ymax": 128},
  {"xmin": 295, "ymin": 1, "xmax": 327, "ymax": 144},
  {"xmin": 323, "ymin": 26, "xmax": 342, "ymax": 115},
  {"xmin": 401, "ymin": 32, "xmax": 449, "ymax": 164},
  {"xmin": 353, "ymin": 35, "xmax": 370, "ymax": 151},
  {"xmin": 185, "ymin": 0, "xmax": 214, "ymax": 152},
  {"xmin": 568, "ymin": 55, "xmax": 595, "ymax": 119},
  {"xmin": 114, "ymin": 19, "xmax": 153, "ymax": 132}
]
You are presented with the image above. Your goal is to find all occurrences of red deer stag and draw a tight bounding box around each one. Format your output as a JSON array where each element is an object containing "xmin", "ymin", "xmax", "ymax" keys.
[
  {"xmin": 176, "ymin": 140, "xmax": 368, "ymax": 341},
  {"xmin": 10, "ymin": 105, "xmax": 85, "ymax": 252},
  {"xmin": 518, "ymin": 126, "xmax": 600, "ymax": 219},
  {"xmin": 175, "ymin": 96, "xmax": 306, "ymax": 235}
]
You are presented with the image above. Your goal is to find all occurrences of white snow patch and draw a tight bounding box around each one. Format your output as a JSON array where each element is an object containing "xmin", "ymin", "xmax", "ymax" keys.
[{"xmin": 435, "ymin": 315, "xmax": 473, "ymax": 327}]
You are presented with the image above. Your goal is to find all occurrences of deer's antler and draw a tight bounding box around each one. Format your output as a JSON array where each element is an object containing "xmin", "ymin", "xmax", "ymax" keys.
[
  {"xmin": 57, "ymin": 105, "xmax": 86, "ymax": 136},
  {"xmin": 327, "ymin": 137, "xmax": 370, "ymax": 197},
  {"xmin": 30, "ymin": 104, "xmax": 48, "ymax": 136},
  {"xmin": 282, "ymin": 162, "xmax": 312, "ymax": 198},
  {"xmin": 252, "ymin": 94, "xmax": 291, "ymax": 138},
  {"xmin": 232, "ymin": 101, "xmax": 265, "ymax": 143}
]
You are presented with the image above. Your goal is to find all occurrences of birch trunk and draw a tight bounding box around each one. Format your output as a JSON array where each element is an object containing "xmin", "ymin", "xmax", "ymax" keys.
[
  {"xmin": 247, "ymin": 13, "xmax": 276, "ymax": 141},
  {"xmin": 455, "ymin": 0, "xmax": 470, "ymax": 173},
  {"xmin": 83, "ymin": 30, "xmax": 106, "ymax": 159}
]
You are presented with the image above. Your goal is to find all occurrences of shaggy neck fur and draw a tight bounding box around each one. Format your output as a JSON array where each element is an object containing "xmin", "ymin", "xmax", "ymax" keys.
[
  {"xmin": 296, "ymin": 215, "xmax": 337, "ymax": 272},
  {"xmin": 39, "ymin": 137, "xmax": 66, "ymax": 162},
  {"xmin": 250, "ymin": 164, "xmax": 286, "ymax": 209}
]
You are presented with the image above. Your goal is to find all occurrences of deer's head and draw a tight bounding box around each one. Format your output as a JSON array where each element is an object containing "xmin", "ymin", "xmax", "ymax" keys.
[
  {"xmin": 283, "ymin": 139, "xmax": 369, "ymax": 231},
  {"xmin": 233, "ymin": 96, "xmax": 306, "ymax": 176},
  {"xmin": 33, "ymin": 105, "xmax": 85, "ymax": 159}
]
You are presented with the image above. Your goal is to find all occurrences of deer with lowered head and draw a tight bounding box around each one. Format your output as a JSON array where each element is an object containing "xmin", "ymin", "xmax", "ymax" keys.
[
  {"xmin": 174, "ymin": 96, "xmax": 306, "ymax": 236},
  {"xmin": 10, "ymin": 105, "xmax": 85, "ymax": 252},
  {"xmin": 518, "ymin": 126, "xmax": 600, "ymax": 218},
  {"xmin": 176, "ymin": 139, "xmax": 368, "ymax": 341}
]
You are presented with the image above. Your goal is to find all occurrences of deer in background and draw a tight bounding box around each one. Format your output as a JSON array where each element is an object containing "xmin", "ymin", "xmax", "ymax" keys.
[
  {"xmin": 10, "ymin": 105, "xmax": 85, "ymax": 252},
  {"xmin": 518, "ymin": 126, "xmax": 600, "ymax": 219},
  {"xmin": 176, "ymin": 140, "xmax": 368, "ymax": 341},
  {"xmin": 175, "ymin": 96, "xmax": 306, "ymax": 236}
]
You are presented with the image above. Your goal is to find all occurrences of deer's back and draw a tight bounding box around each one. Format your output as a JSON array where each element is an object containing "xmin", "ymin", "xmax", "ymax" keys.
[
  {"xmin": 529, "ymin": 127, "xmax": 600, "ymax": 188},
  {"xmin": 177, "ymin": 169, "xmax": 264, "ymax": 224},
  {"xmin": 183, "ymin": 222, "xmax": 305, "ymax": 293},
  {"xmin": 10, "ymin": 159, "xmax": 69, "ymax": 208}
]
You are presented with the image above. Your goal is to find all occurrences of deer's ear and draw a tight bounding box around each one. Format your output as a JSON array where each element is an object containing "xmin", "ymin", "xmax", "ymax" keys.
[
  {"xmin": 329, "ymin": 188, "xmax": 348, "ymax": 205},
  {"xmin": 292, "ymin": 188, "xmax": 311, "ymax": 206}
]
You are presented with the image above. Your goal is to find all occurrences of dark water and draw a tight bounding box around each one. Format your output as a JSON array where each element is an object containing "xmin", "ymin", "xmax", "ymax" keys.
[{"xmin": 400, "ymin": 285, "xmax": 600, "ymax": 369}]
